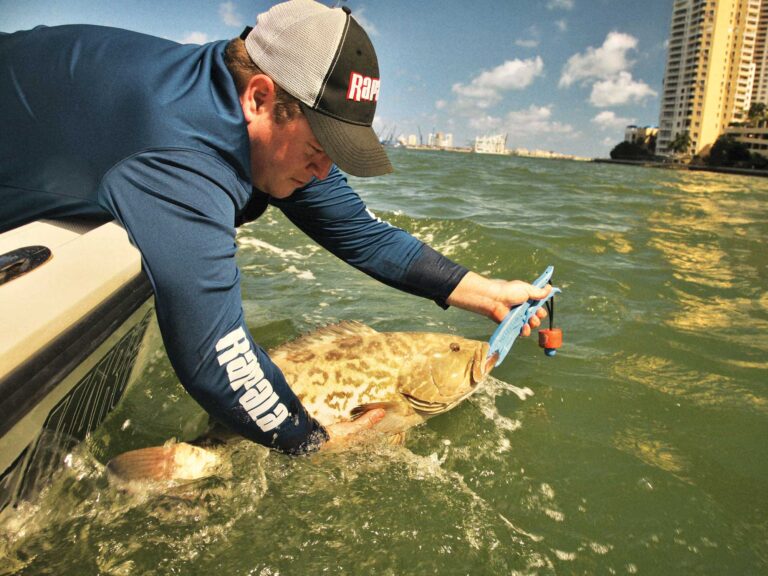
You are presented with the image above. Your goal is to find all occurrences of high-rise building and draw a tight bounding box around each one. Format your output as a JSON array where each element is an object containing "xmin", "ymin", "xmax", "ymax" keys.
[
  {"xmin": 657, "ymin": 0, "xmax": 761, "ymax": 157},
  {"xmin": 752, "ymin": 1, "xmax": 768, "ymax": 104},
  {"xmin": 428, "ymin": 132, "xmax": 453, "ymax": 148}
]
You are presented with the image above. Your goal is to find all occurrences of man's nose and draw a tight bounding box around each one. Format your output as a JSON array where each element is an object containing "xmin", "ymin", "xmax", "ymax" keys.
[{"xmin": 309, "ymin": 154, "xmax": 333, "ymax": 180}]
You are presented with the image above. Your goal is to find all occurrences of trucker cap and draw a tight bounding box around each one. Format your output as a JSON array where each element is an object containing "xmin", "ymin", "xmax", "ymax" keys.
[{"xmin": 242, "ymin": 0, "xmax": 392, "ymax": 177}]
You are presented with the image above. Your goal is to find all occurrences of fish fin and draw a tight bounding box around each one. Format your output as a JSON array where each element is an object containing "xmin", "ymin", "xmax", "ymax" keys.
[
  {"xmin": 269, "ymin": 321, "xmax": 378, "ymax": 355},
  {"xmin": 107, "ymin": 444, "xmax": 178, "ymax": 481},
  {"xmin": 107, "ymin": 442, "xmax": 218, "ymax": 482},
  {"xmin": 387, "ymin": 432, "xmax": 407, "ymax": 446}
]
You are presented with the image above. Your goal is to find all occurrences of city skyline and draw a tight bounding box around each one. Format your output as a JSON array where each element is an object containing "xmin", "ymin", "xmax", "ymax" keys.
[{"xmin": 1, "ymin": 0, "xmax": 674, "ymax": 158}]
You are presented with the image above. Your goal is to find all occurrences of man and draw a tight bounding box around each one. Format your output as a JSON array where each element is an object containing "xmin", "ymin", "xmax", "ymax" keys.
[{"xmin": 0, "ymin": 0, "xmax": 549, "ymax": 454}]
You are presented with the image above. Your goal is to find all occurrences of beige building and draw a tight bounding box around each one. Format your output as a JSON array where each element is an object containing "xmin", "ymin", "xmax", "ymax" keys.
[
  {"xmin": 624, "ymin": 125, "xmax": 659, "ymax": 147},
  {"xmin": 724, "ymin": 122, "xmax": 768, "ymax": 155},
  {"xmin": 657, "ymin": 0, "xmax": 761, "ymax": 157},
  {"xmin": 752, "ymin": 2, "xmax": 768, "ymax": 103},
  {"xmin": 428, "ymin": 132, "xmax": 453, "ymax": 148}
]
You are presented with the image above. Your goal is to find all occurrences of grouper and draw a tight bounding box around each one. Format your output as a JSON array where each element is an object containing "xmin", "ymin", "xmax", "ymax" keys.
[{"xmin": 107, "ymin": 322, "xmax": 496, "ymax": 482}]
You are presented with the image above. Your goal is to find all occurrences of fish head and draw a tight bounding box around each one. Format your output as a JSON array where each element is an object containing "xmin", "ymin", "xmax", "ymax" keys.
[{"xmin": 397, "ymin": 334, "xmax": 494, "ymax": 415}]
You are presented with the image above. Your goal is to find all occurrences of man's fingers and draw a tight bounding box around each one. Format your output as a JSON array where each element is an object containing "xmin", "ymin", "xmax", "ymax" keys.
[
  {"xmin": 321, "ymin": 408, "xmax": 387, "ymax": 451},
  {"xmin": 529, "ymin": 284, "xmax": 552, "ymax": 300},
  {"xmin": 491, "ymin": 304, "xmax": 508, "ymax": 323},
  {"xmin": 355, "ymin": 408, "xmax": 385, "ymax": 430}
]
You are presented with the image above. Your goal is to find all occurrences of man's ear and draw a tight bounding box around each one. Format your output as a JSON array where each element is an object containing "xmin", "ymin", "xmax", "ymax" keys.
[{"xmin": 240, "ymin": 74, "xmax": 276, "ymax": 123}]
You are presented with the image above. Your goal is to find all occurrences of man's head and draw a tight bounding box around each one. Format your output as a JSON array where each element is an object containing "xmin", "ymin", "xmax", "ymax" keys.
[
  {"xmin": 230, "ymin": 0, "xmax": 392, "ymax": 197},
  {"xmin": 224, "ymin": 39, "xmax": 302, "ymax": 125}
]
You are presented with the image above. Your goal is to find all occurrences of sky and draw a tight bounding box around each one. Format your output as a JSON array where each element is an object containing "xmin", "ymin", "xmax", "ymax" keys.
[{"xmin": 1, "ymin": 0, "xmax": 675, "ymax": 158}]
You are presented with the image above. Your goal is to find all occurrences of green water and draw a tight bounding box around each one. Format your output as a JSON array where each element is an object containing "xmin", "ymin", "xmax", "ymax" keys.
[{"xmin": 2, "ymin": 149, "xmax": 767, "ymax": 574}]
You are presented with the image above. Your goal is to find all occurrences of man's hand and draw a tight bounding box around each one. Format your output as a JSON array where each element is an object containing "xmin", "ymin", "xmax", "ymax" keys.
[
  {"xmin": 320, "ymin": 408, "xmax": 386, "ymax": 451},
  {"xmin": 446, "ymin": 271, "xmax": 550, "ymax": 336}
]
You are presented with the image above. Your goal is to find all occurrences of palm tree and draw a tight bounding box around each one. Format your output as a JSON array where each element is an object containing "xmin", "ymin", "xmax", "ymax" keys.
[
  {"xmin": 748, "ymin": 102, "xmax": 767, "ymax": 123},
  {"xmin": 670, "ymin": 131, "xmax": 691, "ymax": 156}
]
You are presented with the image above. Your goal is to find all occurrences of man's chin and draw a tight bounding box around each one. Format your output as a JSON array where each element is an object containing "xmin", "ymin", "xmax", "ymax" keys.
[{"xmin": 263, "ymin": 184, "xmax": 297, "ymax": 200}]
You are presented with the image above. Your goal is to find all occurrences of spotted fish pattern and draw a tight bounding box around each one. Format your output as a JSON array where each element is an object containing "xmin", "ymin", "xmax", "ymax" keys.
[{"xmin": 270, "ymin": 322, "xmax": 492, "ymax": 435}]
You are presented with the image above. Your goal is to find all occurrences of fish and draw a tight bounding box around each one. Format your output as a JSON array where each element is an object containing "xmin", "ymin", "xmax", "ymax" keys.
[{"xmin": 107, "ymin": 321, "xmax": 494, "ymax": 483}]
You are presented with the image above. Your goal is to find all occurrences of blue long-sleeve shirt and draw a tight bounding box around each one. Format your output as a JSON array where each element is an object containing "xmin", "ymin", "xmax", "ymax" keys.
[{"xmin": 0, "ymin": 24, "xmax": 468, "ymax": 453}]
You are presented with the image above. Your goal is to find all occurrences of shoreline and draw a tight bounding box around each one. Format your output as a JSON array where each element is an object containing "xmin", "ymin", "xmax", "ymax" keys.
[
  {"xmin": 592, "ymin": 158, "xmax": 768, "ymax": 178},
  {"xmin": 399, "ymin": 145, "xmax": 590, "ymax": 162}
]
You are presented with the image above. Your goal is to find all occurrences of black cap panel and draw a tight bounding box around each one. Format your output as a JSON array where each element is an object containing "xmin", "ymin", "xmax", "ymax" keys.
[{"xmin": 315, "ymin": 17, "xmax": 379, "ymax": 126}]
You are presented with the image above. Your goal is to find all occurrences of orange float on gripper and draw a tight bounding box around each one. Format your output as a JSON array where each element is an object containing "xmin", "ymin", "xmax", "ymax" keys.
[{"xmin": 538, "ymin": 328, "xmax": 563, "ymax": 356}]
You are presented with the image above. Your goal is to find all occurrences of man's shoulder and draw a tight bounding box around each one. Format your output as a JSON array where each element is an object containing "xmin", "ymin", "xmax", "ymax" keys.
[
  {"xmin": 103, "ymin": 148, "xmax": 252, "ymax": 216},
  {"xmin": 3, "ymin": 23, "xmax": 173, "ymax": 50}
]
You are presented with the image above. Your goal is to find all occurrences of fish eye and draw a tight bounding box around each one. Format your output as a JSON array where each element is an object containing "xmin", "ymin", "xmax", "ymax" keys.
[{"xmin": 450, "ymin": 343, "xmax": 460, "ymax": 352}]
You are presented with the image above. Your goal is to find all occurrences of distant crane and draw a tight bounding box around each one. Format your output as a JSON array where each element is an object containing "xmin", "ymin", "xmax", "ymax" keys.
[{"xmin": 379, "ymin": 125, "xmax": 397, "ymax": 147}]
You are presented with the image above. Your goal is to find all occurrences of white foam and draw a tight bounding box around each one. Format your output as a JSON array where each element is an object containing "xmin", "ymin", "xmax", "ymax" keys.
[
  {"xmin": 540, "ymin": 483, "xmax": 556, "ymax": 500},
  {"xmin": 544, "ymin": 508, "xmax": 565, "ymax": 522},
  {"xmin": 497, "ymin": 513, "xmax": 544, "ymax": 542},
  {"xmin": 237, "ymin": 237, "xmax": 307, "ymax": 260},
  {"xmin": 284, "ymin": 265, "xmax": 315, "ymax": 280},
  {"xmin": 589, "ymin": 541, "xmax": 612, "ymax": 555}
]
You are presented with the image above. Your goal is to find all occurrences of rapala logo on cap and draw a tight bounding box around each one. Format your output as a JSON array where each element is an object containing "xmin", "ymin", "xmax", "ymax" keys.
[{"xmin": 346, "ymin": 72, "xmax": 380, "ymax": 102}]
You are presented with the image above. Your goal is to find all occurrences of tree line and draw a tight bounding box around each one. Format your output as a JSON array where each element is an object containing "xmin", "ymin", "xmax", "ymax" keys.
[
  {"xmin": 609, "ymin": 102, "xmax": 768, "ymax": 168},
  {"xmin": 609, "ymin": 130, "xmax": 768, "ymax": 169}
]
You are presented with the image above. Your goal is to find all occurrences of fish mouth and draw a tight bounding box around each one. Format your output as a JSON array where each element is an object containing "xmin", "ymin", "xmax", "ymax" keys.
[
  {"xmin": 472, "ymin": 343, "xmax": 497, "ymax": 385},
  {"xmin": 482, "ymin": 351, "xmax": 499, "ymax": 377}
]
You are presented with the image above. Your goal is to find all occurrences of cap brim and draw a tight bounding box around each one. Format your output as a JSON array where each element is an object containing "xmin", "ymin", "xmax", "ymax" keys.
[{"xmin": 300, "ymin": 103, "xmax": 393, "ymax": 177}]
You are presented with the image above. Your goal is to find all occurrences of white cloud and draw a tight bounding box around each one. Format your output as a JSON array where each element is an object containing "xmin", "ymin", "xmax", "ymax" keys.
[
  {"xmin": 515, "ymin": 39, "xmax": 540, "ymax": 48},
  {"xmin": 592, "ymin": 110, "xmax": 636, "ymax": 130},
  {"xmin": 435, "ymin": 99, "xmax": 448, "ymax": 110},
  {"xmin": 590, "ymin": 72, "xmax": 657, "ymax": 107},
  {"xmin": 452, "ymin": 57, "xmax": 544, "ymax": 108},
  {"xmin": 560, "ymin": 31, "xmax": 638, "ymax": 87},
  {"xmin": 469, "ymin": 114, "xmax": 503, "ymax": 132},
  {"xmin": 180, "ymin": 31, "xmax": 210, "ymax": 44},
  {"xmin": 504, "ymin": 105, "xmax": 575, "ymax": 136},
  {"xmin": 372, "ymin": 116, "xmax": 385, "ymax": 134},
  {"xmin": 548, "ymin": 0, "xmax": 575, "ymax": 10},
  {"xmin": 556, "ymin": 19, "xmax": 568, "ymax": 32},
  {"xmin": 219, "ymin": 1, "xmax": 243, "ymax": 28}
]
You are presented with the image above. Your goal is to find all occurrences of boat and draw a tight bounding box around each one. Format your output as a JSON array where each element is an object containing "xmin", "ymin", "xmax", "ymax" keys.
[{"xmin": 0, "ymin": 218, "xmax": 153, "ymax": 518}]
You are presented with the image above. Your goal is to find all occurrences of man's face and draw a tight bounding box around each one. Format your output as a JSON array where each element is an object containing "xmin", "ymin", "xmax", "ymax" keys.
[{"xmin": 249, "ymin": 112, "xmax": 333, "ymax": 199}]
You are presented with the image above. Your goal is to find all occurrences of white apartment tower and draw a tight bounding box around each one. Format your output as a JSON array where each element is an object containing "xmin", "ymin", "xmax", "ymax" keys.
[
  {"xmin": 657, "ymin": 0, "xmax": 761, "ymax": 156},
  {"xmin": 752, "ymin": 1, "xmax": 768, "ymax": 103}
]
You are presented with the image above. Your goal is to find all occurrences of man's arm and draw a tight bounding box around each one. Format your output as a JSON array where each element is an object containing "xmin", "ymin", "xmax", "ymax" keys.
[
  {"xmin": 270, "ymin": 166, "xmax": 469, "ymax": 308},
  {"xmin": 272, "ymin": 167, "xmax": 548, "ymax": 328},
  {"xmin": 100, "ymin": 150, "xmax": 328, "ymax": 454}
]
